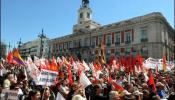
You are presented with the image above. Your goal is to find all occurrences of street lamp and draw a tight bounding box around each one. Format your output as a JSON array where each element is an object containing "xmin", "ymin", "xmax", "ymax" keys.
[
  {"xmin": 38, "ymin": 29, "xmax": 46, "ymax": 58},
  {"xmin": 17, "ymin": 38, "xmax": 22, "ymax": 48}
]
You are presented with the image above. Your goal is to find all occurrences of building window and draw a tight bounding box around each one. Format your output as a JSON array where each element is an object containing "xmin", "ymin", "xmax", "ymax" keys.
[
  {"xmin": 91, "ymin": 36, "xmax": 96, "ymax": 47},
  {"xmin": 126, "ymin": 48, "xmax": 131, "ymax": 55},
  {"xmin": 80, "ymin": 13, "xmax": 83, "ymax": 18},
  {"xmin": 115, "ymin": 48, "xmax": 120, "ymax": 56},
  {"xmin": 106, "ymin": 49, "xmax": 110, "ymax": 55},
  {"xmin": 98, "ymin": 35, "xmax": 103, "ymax": 46},
  {"xmin": 69, "ymin": 41, "xmax": 73, "ymax": 48},
  {"xmin": 84, "ymin": 38, "xmax": 89, "ymax": 46},
  {"xmin": 115, "ymin": 32, "xmax": 120, "ymax": 45},
  {"xmin": 85, "ymin": 26, "xmax": 90, "ymax": 28},
  {"xmin": 87, "ymin": 12, "xmax": 90, "ymax": 18},
  {"xmin": 111, "ymin": 49, "xmax": 115, "ymax": 53},
  {"xmin": 125, "ymin": 32, "xmax": 131, "ymax": 44},
  {"xmin": 141, "ymin": 30, "xmax": 148, "ymax": 42},
  {"xmin": 59, "ymin": 44, "xmax": 63, "ymax": 50},
  {"xmin": 73, "ymin": 40, "xmax": 77, "ymax": 48},
  {"xmin": 78, "ymin": 39, "xmax": 81, "ymax": 47},
  {"xmin": 106, "ymin": 34, "xmax": 111, "ymax": 46},
  {"xmin": 64, "ymin": 43, "xmax": 67, "ymax": 49},
  {"xmin": 141, "ymin": 46, "xmax": 148, "ymax": 58}
]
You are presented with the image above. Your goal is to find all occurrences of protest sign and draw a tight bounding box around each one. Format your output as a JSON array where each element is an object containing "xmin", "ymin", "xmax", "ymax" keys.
[
  {"xmin": 1, "ymin": 89, "xmax": 18, "ymax": 100},
  {"xmin": 36, "ymin": 69, "xmax": 58, "ymax": 86}
]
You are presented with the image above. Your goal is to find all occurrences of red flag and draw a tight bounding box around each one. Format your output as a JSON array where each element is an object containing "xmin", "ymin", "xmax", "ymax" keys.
[
  {"xmin": 50, "ymin": 57, "xmax": 58, "ymax": 71},
  {"xmin": 45, "ymin": 59, "xmax": 50, "ymax": 70},
  {"xmin": 7, "ymin": 51, "xmax": 13, "ymax": 63},
  {"xmin": 7, "ymin": 51, "xmax": 17, "ymax": 64},
  {"xmin": 109, "ymin": 56, "xmax": 115, "ymax": 66},
  {"xmin": 107, "ymin": 76, "xmax": 113, "ymax": 83},
  {"xmin": 136, "ymin": 52, "xmax": 143, "ymax": 70},
  {"xmin": 148, "ymin": 73, "xmax": 156, "ymax": 92},
  {"xmin": 69, "ymin": 56, "xmax": 74, "ymax": 65},
  {"xmin": 111, "ymin": 81, "xmax": 124, "ymax": 91},
  {"xmin": 93, "ymin": 63, "xmax": 102, "ymax": 72},
  {"xmin": 67, "ymin": 65, "xmax": 73, "ymax": 85}
]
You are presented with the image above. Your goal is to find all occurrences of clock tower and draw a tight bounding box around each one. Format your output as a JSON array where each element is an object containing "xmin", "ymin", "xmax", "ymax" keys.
[{"xmin": 73, "ymin": 0, "xmax": 101, "ymax": 33}]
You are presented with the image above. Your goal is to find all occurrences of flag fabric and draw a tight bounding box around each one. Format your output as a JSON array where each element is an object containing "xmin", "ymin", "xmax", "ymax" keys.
[
  {"xmin": 56, "ymin": 92, "xmax": 65, "ymax": 100},
  {"xmin": 162, "ymin": 55, "xmax": 167, "ymax": 72},
  {"xmin": 7, "ymin": 51, "xmax": 17, "ymax": 64},
  {"xmin": 155, "ymin": 65, "xmax": 159, "ymax": 75},
  {"xmin": 79, "ymin": 71, "xmax": 91, "ymax": 88},
  {"xmin": 12, "ymin": 49, "xmax": 25, "ymax": 65},
  {"xmin": 57, "ymin": 57, "xmax": 63, "ymax": 66},
  {"xmin": 7, "ymin": 51, "xmax": 13, "ymax": 63},
  {"xmin": 136, "ymin": 52, "xmax": 143, "ymax": 70},
  {"xmin": 34, "ymin": 56, "xmax": 40, "ymax": 67},
  {"xmin": 45, "ymin": 59, "xmax": 50, "ymax": 70},
  {"xmin": 50, "ymin": 57, "xmax": 58, "ymax": 71},
  {"xmin": 111, "ymin": 81, "xmax": 124, "ymax": 91},
  {"xmin": 82, "ymin": 60, "xmax": 90, "ymax": 71},
  {"xmin": 148, "ymin": 73, "xmax": 156, "ymax": 92},
  {"xmin": 67, "ymin": 64, "xmax": 73, "ymax": 85},
  {"xmin": 26, "ymin": 56, "xmax": 41, "ymax": 83}
]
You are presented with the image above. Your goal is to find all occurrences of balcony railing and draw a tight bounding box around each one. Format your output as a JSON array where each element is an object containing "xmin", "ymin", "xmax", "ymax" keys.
[
  {"xmin": 106, "ymin": 43, "xmax": 111, "ymax": 46},
  {"xmin": 91, "ymin": 45, "xmax": 95, "ymax": 48},
  {"xmin": 125, "ymin": 41, "xmax": 131, "ymax": 44},
  {"xmin": 140, "ymin": 38, "xmax": 148, "ymax": 42},
  {"xmin": 115, "ymin": 42, "xmax": 120, "ymax": 45}
]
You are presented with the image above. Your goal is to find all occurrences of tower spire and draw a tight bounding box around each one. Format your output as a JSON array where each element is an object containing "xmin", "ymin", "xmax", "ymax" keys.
[{"xmin": 82, "ymin": 0, "xmax": 89, "ymax": 7}]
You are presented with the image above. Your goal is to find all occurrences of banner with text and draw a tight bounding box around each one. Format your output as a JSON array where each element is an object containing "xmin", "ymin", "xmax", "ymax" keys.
[
  {"xmin": 36, "ymin": 69, "xmax": 58, "ymax": 86},
  {"xmin": 1, "ymin": 89, "xmax": 18, "ymax": 100}
]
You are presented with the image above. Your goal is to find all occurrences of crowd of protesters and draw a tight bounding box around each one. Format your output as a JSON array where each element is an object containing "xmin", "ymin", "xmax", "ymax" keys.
[{"xmin": 0, "ymin": 55, "xmax": 175, "ymax": 100}]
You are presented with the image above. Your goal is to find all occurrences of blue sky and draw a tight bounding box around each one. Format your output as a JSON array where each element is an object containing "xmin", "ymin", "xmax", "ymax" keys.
[{"xmin": 2, "ymin": 0, "xmax": 174, "ymax": 50}]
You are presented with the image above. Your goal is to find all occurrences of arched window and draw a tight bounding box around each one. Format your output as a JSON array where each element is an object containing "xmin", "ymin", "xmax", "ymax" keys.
[
  {"xmin": 87, "ymin": 12, "xmax": 90, "ymax": 18},
  {"xmin": 80, "ymin": 13, "xmax": 83, "ymax": 18}
]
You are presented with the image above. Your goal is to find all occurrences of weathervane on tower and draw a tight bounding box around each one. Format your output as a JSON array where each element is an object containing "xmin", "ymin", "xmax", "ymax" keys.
[{"xmin": 82, "ymin": 0, "xmax": 89, "ymax": 7}]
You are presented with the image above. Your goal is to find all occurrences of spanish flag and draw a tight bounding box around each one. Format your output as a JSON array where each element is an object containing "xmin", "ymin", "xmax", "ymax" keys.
[
  {"xmin": 12, "ymin": 49, "xmax": 25, "ymax": 65},
  {"xmin": 162, "ymin": 54, "xmax": 167, "ymax": 72}
]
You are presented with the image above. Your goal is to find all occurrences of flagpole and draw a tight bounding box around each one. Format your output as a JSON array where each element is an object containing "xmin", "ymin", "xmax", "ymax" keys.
[
  {"xmin": 41, "ymin": 70, "xmax": 49, "ymax": 100},
  {"xmin": 128, "ymin": 72, "xmax": 131, "ymax": 84}
]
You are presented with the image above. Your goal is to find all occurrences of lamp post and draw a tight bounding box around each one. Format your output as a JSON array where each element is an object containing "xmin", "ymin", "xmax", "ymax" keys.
[
  {"xmin": 17, "ymin": 38, "xmax": 22, "ymax": 48},
  {"xmin": 38, "ymin": 29, "xmax": 46, "ymax": 58},
  {"xmin": 8, "ymin": 42, "xmax": 12, "ymax": 52}
]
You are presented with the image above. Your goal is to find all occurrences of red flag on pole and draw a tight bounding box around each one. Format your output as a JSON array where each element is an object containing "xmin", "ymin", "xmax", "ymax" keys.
[
  {"xmin": 148, "ymin": 73, "xmax": 156, "ymax": 92},
  {"xmin": 111, "ymin": 81, "xmax": 124, "ymax": 91}
]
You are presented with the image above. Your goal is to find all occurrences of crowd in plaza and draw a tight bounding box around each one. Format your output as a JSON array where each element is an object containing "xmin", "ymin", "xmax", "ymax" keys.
[{"xmin": 0, "ymin": 49, "xmax": 175, "ymax": 100}]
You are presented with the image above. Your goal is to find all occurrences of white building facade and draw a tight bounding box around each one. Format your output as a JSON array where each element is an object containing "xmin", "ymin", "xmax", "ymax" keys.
[
  {"xmin": 19, "ymin": 37, "xmax": 49, "ymax": 59},
  {"xmin": 50, "ymin": 1, "xmax": 174, "ymax": 62}
]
